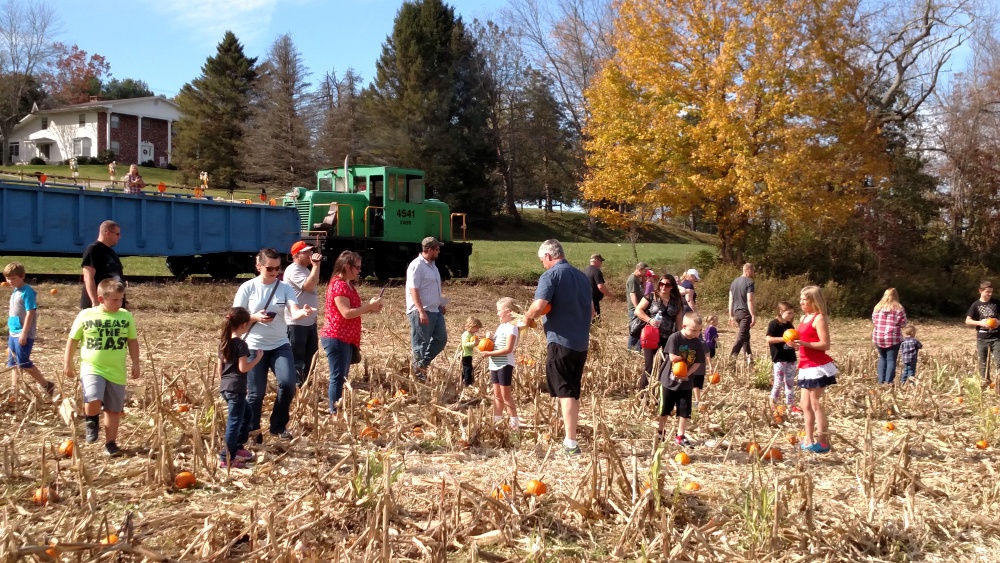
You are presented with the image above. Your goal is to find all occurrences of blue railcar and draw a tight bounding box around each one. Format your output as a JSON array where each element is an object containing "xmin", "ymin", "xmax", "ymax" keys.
[{"xmin": 0, "ymin": 179, "xmax": 300, "ymax": 278}]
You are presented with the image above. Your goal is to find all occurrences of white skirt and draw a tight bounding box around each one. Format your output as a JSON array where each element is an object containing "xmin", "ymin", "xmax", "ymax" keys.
[{"xmin": 798, "ymin": 362, "xmax": 838, "ymax": 389}]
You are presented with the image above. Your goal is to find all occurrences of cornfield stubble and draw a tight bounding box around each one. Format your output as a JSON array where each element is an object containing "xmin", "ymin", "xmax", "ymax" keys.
[{"xmin": 1, "ymin": 281, "xmax": 999, "ymax": 561}]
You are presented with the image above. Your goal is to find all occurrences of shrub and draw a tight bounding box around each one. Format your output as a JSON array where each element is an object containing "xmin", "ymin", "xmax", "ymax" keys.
[
  {"xmin": 164, "ymin": 162, "xmax": 178, "ymax": 170},
  {"xmin": 29, "ymin": 157, "xmax": 46, "ymax": 165},
  {"xmin": 76, "ymin": 156, "xmax": 90, "ymax": 165},
  {"xmin": 96, "ymin": 150, "xmax": 115, "ymax": 164},
  {"xmin": 140, "ymin": 160, "xmax": 156, "ymax": 167}
]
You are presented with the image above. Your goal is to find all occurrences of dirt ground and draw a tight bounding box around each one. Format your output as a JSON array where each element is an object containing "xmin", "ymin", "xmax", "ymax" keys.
[{"xmin": 2, "ymin": 280, "xmax": 1000, "ymax": 562}]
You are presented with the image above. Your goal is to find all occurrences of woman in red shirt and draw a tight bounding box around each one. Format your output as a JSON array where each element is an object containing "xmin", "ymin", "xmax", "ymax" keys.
[
  {"xmin": 320, "ymin": 251, "xmax": 383, "ymax": 416},
  {"xmin": 791, "ymin": 285, "xmax": 838, "ymax": 453}
]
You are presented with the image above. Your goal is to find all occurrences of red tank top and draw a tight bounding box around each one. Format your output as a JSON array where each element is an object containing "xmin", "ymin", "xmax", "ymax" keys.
[{"xmin": 797, "ymin": 314, "xmax": 833, "ymax": 368}]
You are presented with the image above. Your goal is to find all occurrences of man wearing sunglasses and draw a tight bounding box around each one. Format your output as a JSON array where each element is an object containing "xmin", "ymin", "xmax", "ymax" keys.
[{"xmin": 234, "ymin": 248, "xmax": 315, "ymax": 443}]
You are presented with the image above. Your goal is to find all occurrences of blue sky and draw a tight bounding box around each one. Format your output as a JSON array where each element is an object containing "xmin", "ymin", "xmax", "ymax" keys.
[{"xmin": 58, "ymin": 0, "xmax": 510, "ymax": 98}]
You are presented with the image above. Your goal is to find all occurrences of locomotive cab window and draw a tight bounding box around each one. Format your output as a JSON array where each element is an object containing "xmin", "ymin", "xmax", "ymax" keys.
[
  {"xmin": 371, "ymin": 175, "xmax": 384, "ymax": 204},
  {"xmin": 334, "ymin": 177, "xmax": 349, "ymax": 193},
  {"xmin": 407, "ymin": 177, "xmax": 423, "ymax": 204},
  {"xmin": 318, "ymin": 176, "xmax": 333, "ymax": 191},
  {"xmin": 354, "ymin": 178, "xmax": 367, "ymax": 193},
  {"xmin": 387, "ymin": 175, "xmax": 396, "ymax": 201}
]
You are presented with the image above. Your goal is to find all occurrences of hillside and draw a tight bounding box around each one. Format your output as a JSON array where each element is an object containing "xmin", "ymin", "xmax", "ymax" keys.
[{"xmin": 472, "ymin": 208, "xmax": 717, "ymax": 245}]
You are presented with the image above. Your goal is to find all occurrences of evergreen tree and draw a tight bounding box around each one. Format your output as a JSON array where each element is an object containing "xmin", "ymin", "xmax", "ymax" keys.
[
  {"xmin": 367, "ymin": 0, "xmax": 497, "ymax": 220},
  {"xmin": 174, "ymin": 31, "xmax": 257, "ymax": 190},
  {"xmin": 244, "ymin": 34, "xmax": 314, "ymax": 189},
  {"xmin": 315, "ymin": 68, "xmax": 371, "ymax": 168},
  {"xmin": 101, "ymin": 78, "xmax": 154, "ymax": 100}
]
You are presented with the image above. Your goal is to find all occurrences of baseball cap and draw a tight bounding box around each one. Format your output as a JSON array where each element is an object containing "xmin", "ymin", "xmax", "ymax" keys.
[
  {"xmin": 591, "ymin": 253, "xmax": 605, "ymax": 262},
  {"xmin": 290, "ymin": 241, "xmax": 315, "ymax": 255},
  {"xmin": 686, "ymin": 268, "xmax": 701, "ymax": 281},
  {"xmin": 421, "ymin": 237, "xmax": 442, "ymax": 249}
]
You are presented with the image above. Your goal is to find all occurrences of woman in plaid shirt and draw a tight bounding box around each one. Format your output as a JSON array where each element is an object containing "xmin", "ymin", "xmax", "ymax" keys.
[{"xmin": 871, "ymin": 288, "xmax": 908, "ymax": 384}]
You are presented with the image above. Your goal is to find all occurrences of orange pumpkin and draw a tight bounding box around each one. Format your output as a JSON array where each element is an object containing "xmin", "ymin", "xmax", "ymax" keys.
[
  {"xmin": 524, "ymin": 479, "xmax": 547, "ymax": 496},
  {"xmin": 45, "ymin": 546, "xmax": 59, "ymax": 558},
  {"xmin": 411, "ymin": 426, "xmax": 424, "ymax": 438},
  {"xmin": 708, "ymin": 372, "xmax": 721, "ymax": 385},
  {"xmin": 774, "ymin": 414, "xmax": 785, "ymax": 424},
  {"xmin": 360, "ymin": 426, "xmax": 380, "ymax": 439},
  {"xmin": 746, "ymin": 441, "xmax": 761, "ymax": 455},
  {"xmin": 177, "ymin": 404, "xmax": 190, "ymax": 413},
  {"xmin": 787, "ymin": 433, "xmax": 799, "ymax": 445},
  {"xmin": 477, "ymin": 338, "xmax": 494, "ymax": 352},
  {"xmin": 175, "ymin": 471, "xmax": 196, "ymax": 489},
  {"xmin": 32, "ymin": 486, "xmax": 57, "ymax": 505},
  {"xmin": 783, "ymin": 328, "xmax": 799, "ymax": 343},
  {"xmin": 491, "ymin": 483, "xmax": 512, "ymax": 500},
  {"xmin": 394, "ymin": 389, "xmax": 408, "ymax": 398},
  {"xmin": 884, "ymin": 421, "xmax": 895, "ymax": 431},
  {"xmin": 976, "ymin": 440, "xmax": 989, "ymax": 450},
  {"xmin": 987, "ymin": 318, "xmax": 999, "ymax": 329},
  {"xmin": 955, "ymin": 397, "xmax": 964, "ymax": 404},
  {"xmin": 49, "ymin": 288, "xmax": 58, "ymax": 295},
  {"xmin": 684, "ymin": 482, "xmax": 701, "ymax": 491},
  {"xmin": 674, "ymin": 451, "xmax": 690, "ymax": 465},
  {"xmin": 100, "ymin": 534, "xmax": 118, "ymax": 545},
  {"xmin": 991, "ymin": 407, "xmax": 1000, "ymax": 415},
  {"xmin": 671, "ymin": 361, "xmax": 688, "ymax": 379},
  {"xmin": 58, "ymin": 439, "xmax": 74, "ymax": 458},
  {"xmin": 761, "ymin": 447, "xmax": 783, "ymax": 461},
  {"xmin": 540, "ymin": 303, "xmax": 552, "ymax": 315},
  {"xmin": 366, "ymin": 398, "xmax": 382, "ymax": 409},
  {"xmin": 0, "ymin": 281, "xmax": 8, "ymax": 287}
]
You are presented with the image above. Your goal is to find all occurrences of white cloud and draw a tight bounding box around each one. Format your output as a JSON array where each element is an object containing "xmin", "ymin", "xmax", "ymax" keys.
[{"xmin": 152, "ymin": 0, "xmax": 285, "ymax": 48}]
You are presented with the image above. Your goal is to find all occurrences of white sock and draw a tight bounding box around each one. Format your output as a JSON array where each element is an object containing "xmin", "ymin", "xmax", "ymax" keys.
[
  {"xmin": 494, "ymin": 415, "xmax": 503, "ymax": 424},
  {"xmin": 563, "ymin": 438, "xmax": 578, "ymax": 448},
  {"xmin": 509, "ymin": 416, "xmax": 520, "ymax": 428}
]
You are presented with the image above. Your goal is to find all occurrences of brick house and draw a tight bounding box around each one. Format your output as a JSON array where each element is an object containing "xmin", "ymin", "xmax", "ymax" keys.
[{"xmin": 5, "ymin": 96, "xmax": 180, "ymax": 166}]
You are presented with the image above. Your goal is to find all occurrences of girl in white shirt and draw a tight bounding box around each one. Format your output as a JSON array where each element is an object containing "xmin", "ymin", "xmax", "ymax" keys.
[{"xmin": 479, "ymin": 297, "xmax": 520, "ymax": 429}]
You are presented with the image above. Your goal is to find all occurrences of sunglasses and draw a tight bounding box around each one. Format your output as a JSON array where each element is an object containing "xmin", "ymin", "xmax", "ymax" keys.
[
  {"xmin": 262, "ymin": 266, "xmax": 281, "ymax": 272},
  {"xmin": 659, "ymin": 282, "xmax": 673, "ymax": 287}
]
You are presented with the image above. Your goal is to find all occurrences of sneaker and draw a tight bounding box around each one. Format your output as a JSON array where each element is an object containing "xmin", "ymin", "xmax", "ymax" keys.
[
  {"xmin": 675, "ymin": 435, "xmax": 694, "ymax": 447},
  {"xmin": 563, "ymin": 444, "xmax": 582, "ymax": 456},
  {"xmin": 271, "ymin": 430, "xmax": 293, "ymax": 441},
  {"xmin": 413, "ymin": 366, "xmax": 428, "ymax": 383},
  {"xmin": 234, "ymin": 449, "xmax": 255, "ymax": 462},
  {"xmin": 790, "ymin": 406, "xmax": 803, "ymax": 414},
  {"xmin": 85, "ymin": 419, "xmax": 99, "ymax": 443},
  {"xmin": 44, "ymin": 381, "xmax": 60, "ymax": 401},
  {"xmin": 800, "ymin": 442, "xmax": 814, "ymax": 451},
  {"xmin": 657, "ymin": 429, "xmax": 670, "ymax": 441},
  {"xmin": 252, "ymin": 432, "xmax": 264, "ymax": 445},
  {"xmin": 804, "ymin": 442, "xmax": 831, "ymax": 454},
  {"xmin": 104, "ymin": 441, "xmax": 122, "ymax": 457},
  {"xmin": 220, "ymin": 459, "xmax": 246, "ymax": 469}
]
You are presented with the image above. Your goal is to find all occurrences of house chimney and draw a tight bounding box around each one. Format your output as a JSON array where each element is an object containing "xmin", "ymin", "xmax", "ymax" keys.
[{"xmin": 89, "ymin": 96, "xmax": 101, "ymax": 102}]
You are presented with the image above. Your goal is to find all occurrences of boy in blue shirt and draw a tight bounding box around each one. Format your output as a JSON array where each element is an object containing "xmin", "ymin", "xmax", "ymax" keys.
[{"xmin": 4, "ymin": 262, "xmax": 57, "ymax": 399}]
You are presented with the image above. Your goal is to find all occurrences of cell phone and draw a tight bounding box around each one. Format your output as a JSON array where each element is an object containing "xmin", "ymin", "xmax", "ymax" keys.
[
  {"xmin": 264, "ymin": 311, "xmax": 277, "ymax": 319},
  {"xmin": 378, "ymin": 286, "xmax": 386, "ymax": 298}
]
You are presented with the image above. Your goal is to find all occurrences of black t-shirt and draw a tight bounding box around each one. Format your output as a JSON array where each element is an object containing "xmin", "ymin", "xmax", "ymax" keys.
[
  {"xmin": 219, "ymin": 338, "xmax": 251, "ymax": 394},
  {"xmin": 660, "ymin": 331, "xmax": 706, "ymax": 390},
  {"xmin": 730, "ymin": 275, "xmax": 754, "ymax": 312},
  {"xmin": 967, "ymin": 298, "xmax": 1000, "ymax": 340},
  {"xmin": 584, "ymin": 265, "xmax": 606, "ymax": 303},
  {"xmin": 767, "ymin": 319, "xmax": 797, "ymax": 362},
  {"xmin": 80, "ymin": 241, "xmax": 124, "ymax": 308}
]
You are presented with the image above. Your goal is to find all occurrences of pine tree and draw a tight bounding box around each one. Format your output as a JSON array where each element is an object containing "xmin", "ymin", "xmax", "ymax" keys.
[
  {"xmin": 174, "ymin": 31, "xmax": 257, "ymax": 190},
  {"xmin": 315, "ymin": 68, "xmax": 371, "ymax": 168},
  {"xmin": 367, "ymin": 0, "xmax": 497, "ymax": 220},
  {"xmin": 244, "ymin": 34, "xmax": 314, "ymax": 189}
]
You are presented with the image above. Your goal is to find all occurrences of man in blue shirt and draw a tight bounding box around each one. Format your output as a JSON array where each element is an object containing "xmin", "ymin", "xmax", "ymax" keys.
[{"xmin": 522, "ymin": 239, "xmax": 593, "ymax": 455}]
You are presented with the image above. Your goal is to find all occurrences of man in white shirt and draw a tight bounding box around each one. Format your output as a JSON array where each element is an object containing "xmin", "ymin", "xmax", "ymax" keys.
[
  {"xmin": 406, "ymin": 237, "xmax": 447, "ymax": 381},
  {"xmin": 284, "ymin": 241, "xmax": 322, "ymax": 386}
]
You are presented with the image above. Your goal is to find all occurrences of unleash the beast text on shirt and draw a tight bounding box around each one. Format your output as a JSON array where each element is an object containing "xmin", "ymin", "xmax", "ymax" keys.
[{"xmin": 69, "ymin": 308, "xmax": 138, "ymax": 385}]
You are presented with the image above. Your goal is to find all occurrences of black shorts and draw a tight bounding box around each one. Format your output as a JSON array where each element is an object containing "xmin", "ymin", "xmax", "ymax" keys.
[
  {"xmin": 490, "ymin": 364, "xmax": 514, "ymax": 386},
  {"xmin": 691, "ymin": 373, "xmax": 705, "ymax": 390},
  {"xmin": 546, "ymin": 342, "xmax": 587, "ymax": 399},
  {"xmin": 659, "ymin": 386, "xmax": 692, "ymax": 418}
]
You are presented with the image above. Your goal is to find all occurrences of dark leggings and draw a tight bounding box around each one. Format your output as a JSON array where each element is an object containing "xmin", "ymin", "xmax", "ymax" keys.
[
  {"xmin": 730, "ymin": 310, "xmax": 753, "ymax": 357},
  {"xmin": 639, "ymin": 337, "xmax": 669, "ymax": 389}
]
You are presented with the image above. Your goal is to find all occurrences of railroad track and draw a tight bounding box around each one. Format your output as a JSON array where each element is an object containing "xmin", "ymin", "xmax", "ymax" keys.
[{"xmin": 11, "ymin": 273, "xmax": 242, "ymax": 285}]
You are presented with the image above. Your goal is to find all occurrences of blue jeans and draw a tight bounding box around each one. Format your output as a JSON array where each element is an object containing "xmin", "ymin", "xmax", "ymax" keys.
[
  {"xmin": 901, "ymin": 362, "xmax": 916, "ymax": 383},
  {"xmin": 876, "ymin": 344, "xmax": 901, "ymax": 384},
  {"xmin": 408, "ymin": 310, "xmax": 448, "ymax": 369},
  {"xmin": 246, "ymin": 343, "xmax": 296, "ymax": 435},
  {"xmin": 220, "ymin": 390, "xmax": 252, "ymax": 461},
  {"xmin": 627, "ymin": 311, "xmax": 640, "ymax": 351},
  {"xmin": 321, "ymin": 337, "xmax": 353, "ymax": 414}
]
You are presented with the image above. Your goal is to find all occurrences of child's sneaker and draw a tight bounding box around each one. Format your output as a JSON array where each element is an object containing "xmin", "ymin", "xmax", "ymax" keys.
[
  {"xmin": 805, "ymin": 442, "xmax": 831, "ymax": 454},
  {"xmin": 790, "ymin": 405, "xmax": 803, "ymax": 414},
  {"xmin": 43, "ymin": 381, "xmax": 60, "ymax": 401},
  {"xmin": 563, "ymin": 444, "xmax": 582, "ymax": 456},
  {"xmin": 675, "ymin": 435, "xmax": 694, "ymax": 447},
  {"xmin": 85, "ymin": 418, "xmax": 99, "ymax": 443},
  {"xmin": 105, "ymin": 441, "xmax": 122, "ymax": 457},
  {"xmin": 235, "ymin": 449, "xmax": 255, "ymax": 462},
  {"xmin": 219, "ymin": 459, "xmax": 246, "ymax": 469}
]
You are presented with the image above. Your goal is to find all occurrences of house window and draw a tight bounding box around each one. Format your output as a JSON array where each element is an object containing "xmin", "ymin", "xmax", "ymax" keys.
[
  {"xmin": 79, "ymin": 114, "xmax": 86, "ymax": 126},
  {"xmin": 39, "ymin": 144, "xmax": 50, "ymax": 160},
  {"xmin": 110, "ymin": 115, "xmax": 119, "ymax": 129},
  {"xmin": 41, "ymin": 117, "xmax": 48, "ymax": 129},
  {"xmin": 73, "ymin": 138, "xmax": 92, "ymax": 157},
  {"xmin": 8, "ymin": 142, "xmax": 18, "ymax": 160},
  {"xmin": 110, "ymin": 140, "xmax": 120, "ymax": 155}
]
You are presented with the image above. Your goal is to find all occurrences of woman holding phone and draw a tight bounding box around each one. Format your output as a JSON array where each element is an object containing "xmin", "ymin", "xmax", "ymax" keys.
[
  {"xmin": 321, "ymin": 251, "xmax": 383, "ymax": 417},
  {"xmin": 233, "ymin": 248, "xmax": 315, "ymax": 443}
]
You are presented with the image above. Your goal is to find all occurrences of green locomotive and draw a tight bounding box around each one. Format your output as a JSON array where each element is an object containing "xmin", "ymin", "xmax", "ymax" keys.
[{"xmin": 285, "ymin": 165, "xmax": 472, "ymax": 280}]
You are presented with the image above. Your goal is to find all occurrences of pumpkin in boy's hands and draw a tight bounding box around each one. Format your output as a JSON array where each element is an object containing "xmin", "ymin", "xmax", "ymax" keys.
[
  {"xmin": 671, "ymin": 361, "xmax": 688, "ymax": 379},
  {"xmin": 987, "ymin": 318, "xmax": 999, "ymax": 329},
  {"xmin": 477, "ymin": 338, "xmax": 494, "ymax": 352}
]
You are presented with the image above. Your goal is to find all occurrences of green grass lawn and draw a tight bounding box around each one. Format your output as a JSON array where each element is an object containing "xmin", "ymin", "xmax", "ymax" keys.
[{"xmin": 0, "ymin": 256, "xmax": 172, "ymax": 276}]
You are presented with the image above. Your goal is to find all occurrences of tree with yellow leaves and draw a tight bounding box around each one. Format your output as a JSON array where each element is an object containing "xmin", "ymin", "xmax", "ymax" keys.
[{"xmin": 584, "ymin": 0, "xmax": 888, "ymax": 262}]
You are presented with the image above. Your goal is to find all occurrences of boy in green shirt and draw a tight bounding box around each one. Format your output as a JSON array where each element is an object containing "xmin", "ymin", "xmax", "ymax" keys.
[{"xmin": 63, "ymin": 279, "xmax": 140, "ymax": 457}]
